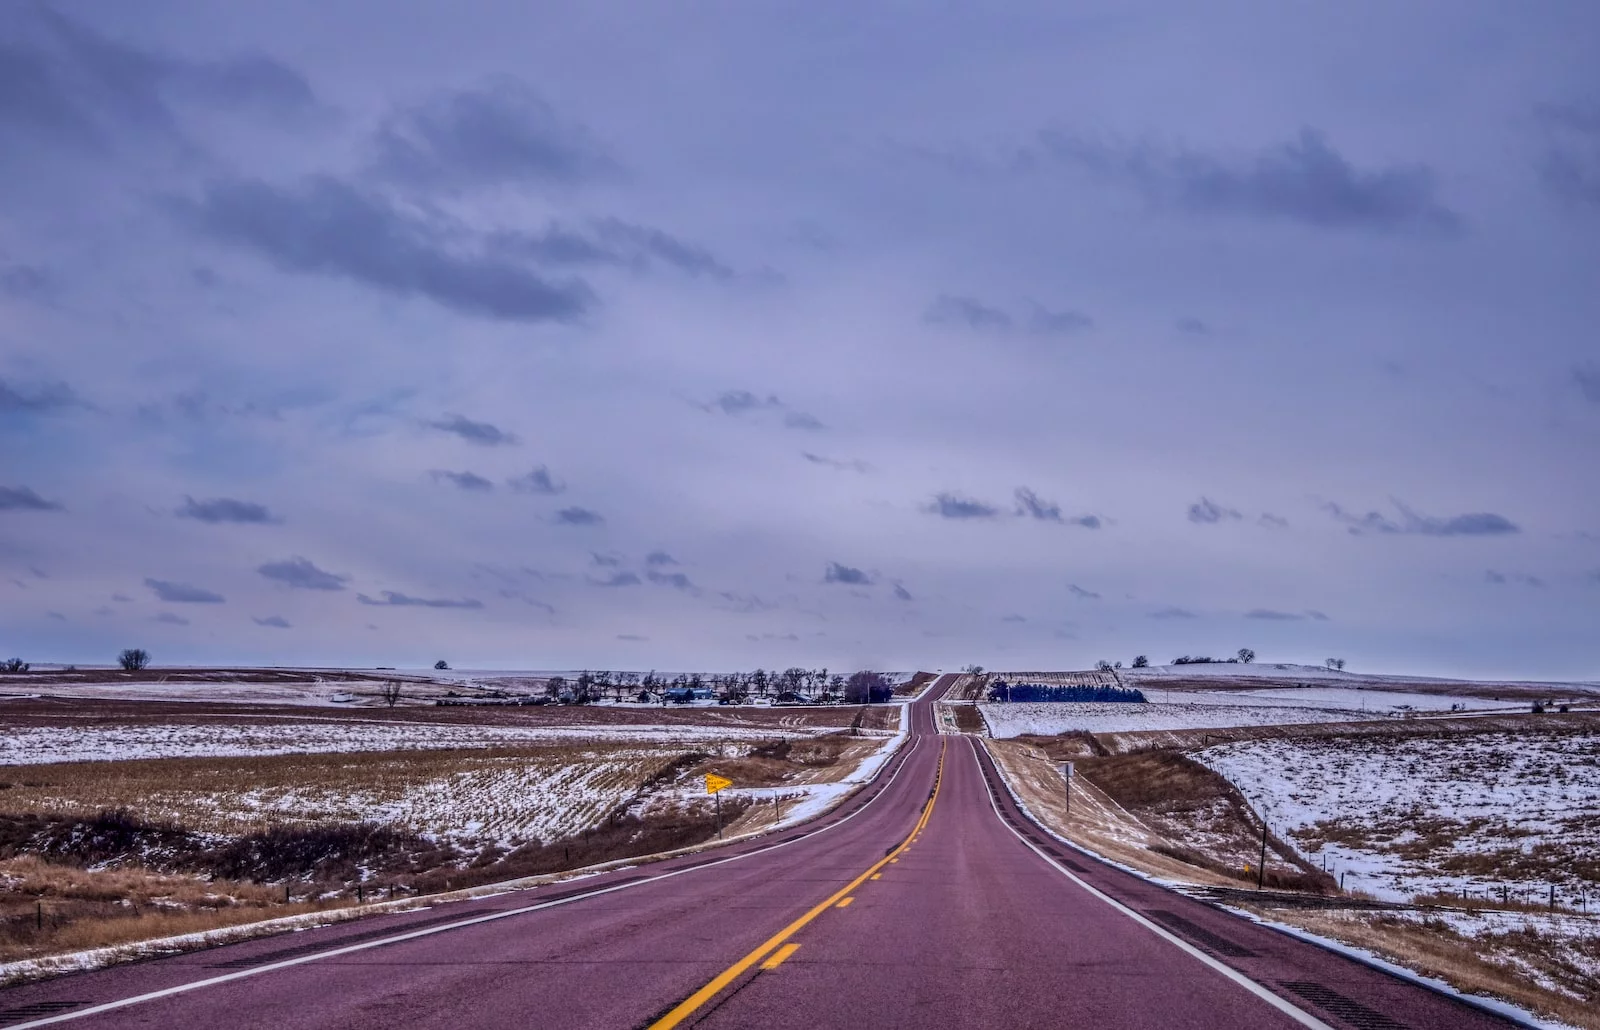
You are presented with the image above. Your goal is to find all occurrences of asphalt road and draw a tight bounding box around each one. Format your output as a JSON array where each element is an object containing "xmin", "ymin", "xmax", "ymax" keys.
[{"xmin": 0, "ymin": 678, "xmax": 1523, "ymax": 1029}]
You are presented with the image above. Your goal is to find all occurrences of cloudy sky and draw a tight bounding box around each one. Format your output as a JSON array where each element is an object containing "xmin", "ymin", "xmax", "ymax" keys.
[{"xmin": 3, "ymin": 2, "xmax": 1598, "ymax": 677}]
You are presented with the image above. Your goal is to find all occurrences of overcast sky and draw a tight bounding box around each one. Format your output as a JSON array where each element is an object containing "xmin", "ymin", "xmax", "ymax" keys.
[{"xmin": 3, "ymin": 2, "xmax": 1597, "ymax": 677}]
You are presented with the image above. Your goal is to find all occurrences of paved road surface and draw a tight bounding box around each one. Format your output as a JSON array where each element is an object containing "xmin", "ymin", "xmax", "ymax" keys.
[{"xmin": 0, "ymin": 677, "xmax": 1521, "ymax": 1029}]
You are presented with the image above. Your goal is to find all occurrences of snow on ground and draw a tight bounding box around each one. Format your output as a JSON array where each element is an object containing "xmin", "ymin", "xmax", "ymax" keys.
[
  {"xmin": 201, "ymin": 750, "xmax": 668, "ymax": 847},
  {"xmin": 979, "ymin": 682, "xmax": 1534, "ymax": 737},
  {"xmin": 0, "ymin": 720, "xmax": 807, "ymax": 766},
  {"xmin": 1196, "ymin": 731, "xmax": 1600, "ymax": 905},
  {"xmin": 980, "ymin": 701, "xmax": 1385, "ymax": 737},
  {"xmin": 1126, "ymin": 663, "xmax": 1600, "ymax": 693}
]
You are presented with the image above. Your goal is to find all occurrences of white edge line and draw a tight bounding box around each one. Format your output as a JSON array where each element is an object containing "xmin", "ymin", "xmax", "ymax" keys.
[
  {"xmin": 964, "ymin": 737, "xmax": 1336, "ymax": 1030},
  {"xmin": 6, "ymin": 729, "xmax": 931, "ymax": 1029}
]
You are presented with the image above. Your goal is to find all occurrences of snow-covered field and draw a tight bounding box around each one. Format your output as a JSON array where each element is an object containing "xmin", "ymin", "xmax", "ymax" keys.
[
  {"xmin": 0, "ymin": 720, "xmax": 810, "ymax": 766},
  {"xmin": 1196, "ymin": 731, "xmax": 1600, "ymax": 905},
  {"xmin": 1126, "ymin": 663, "xmax": 1600, "ymax": 694},
  {"xmin": 980, "ymin": 701, "xmax": 1379, "ymax": 737},
  {"xmin": 202, "ymin": 749, "xmax": 670, "ymax": 847},
  {"xmin": 978, "ymin": 682, "xmax": 1534, "ymax": 738}
]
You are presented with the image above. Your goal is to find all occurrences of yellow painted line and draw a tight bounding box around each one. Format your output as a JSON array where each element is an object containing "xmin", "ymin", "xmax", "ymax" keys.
[
  {"xmin": 760, "ymin": 943, "xmax": 800, "ymax": 970},
  {"xmin": 889, "ymin": 858, "xmax": 898, "ymax": 864},
  {"xmin": 836, "ymin": 897, "xmax": 855, "ymax": 908},
  {"xmin": 648, "ymin": 741, "xmax": 947, "ymax": 1029},
  {"xmin": 870, "ymin": 874, "xmax": 881, "ymax": 880}
]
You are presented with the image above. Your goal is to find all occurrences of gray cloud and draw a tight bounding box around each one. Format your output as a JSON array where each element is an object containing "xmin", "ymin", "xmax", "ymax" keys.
[
  {"xmin": 705, "ymin": 390, "xmax": 823, "ymax": 430},
  {"xmin": 1176, "ymin": 317, "xmax": 1209, "ymax": 336},
  {"xmin": 0, "ymin": 486, "xmax": 63, "ymax": 511},
  {"xmin": 492, "ymin": 219, "xmax": 732, "ymax": 279},
  {"xmin": 153, "ymin": 612, "xmax": 190, "ymax": 625},
  {"xmin": 925, "ymin": 294, "xmax": 1013, "ymax": 332},
  {"xmin": 1187, "ymin": 497, "xmax": 1242, "ymax": 524},
  {"xmin": 590, "ymin": 552, "xmax": 622, "ymax": 567},
  {"xmin": 1259, "ymin": 513, "xmax": 1290, "ymax": 528},
  {"xmin": 357, "ymin": 590, "xmax": 484, "ymax": 609},
  {"xmin": 431, "ymin": 470, "xmax": 494, "ymax": 492},
  {"xmin": 1148, "ymin": 606, "xmax": 1197, "ymax": 619},
  {"xmin": 591, "ymin": 571, "xmax": 641, "ymax": 587},
  {"xmin": 1306, "ymin": 610, "xmax": 1331, "ymax": 622},
  {"xmin": 1036, "ymin": 128, "xmax": 1461, "ymax": 234},
  {"xmin": 0, "ymin": 7, "xmax": 316, "ymax": 156},
  {"xmin": 0, "ymin": 378, "xmax": 77, "ymax": 412},
  {"xmin": 1001, "ymin": 613, "xmax": 1027, "ymax": 623},
  {"xmin": 1485, "ymin": 570, "xmax": 1544, "ymax": 587},
  {"xmin": 645, "ymin": 551, "xmax": 677, "ymax": 566},
  {"xmin": 893, "ymin": 583, "xmax": 913, "ymax": 602},
  {"xmin": 1013, "ymin": 487, "xmax": 1062, "ymax": 522},
  {"xmin": 1537, "ymin": 103, "xmax": 1600, "ymax": 208},
  {"xmin": 647, "ymin": 569, "xmax": 694, "ymax": 591},
  {"xmin": 253, "ymin": 615, "xmax": 291, "ymax": 628},
  {"xmin": 1068, "ymin": 584, "xmax": 1101, "ymax": 600},
  {"xmin": 924, "ymin": 492, "xmax": 1000, "ymax": 519},
  {"xmin": 1028, "ymin": 304, "xmax": 1094, "ymax": 335},
  {"xmin": 177, "ymin": 495, "xmax": 278, "ymax": 524},
  {"xmin": 144, "ymin": 577, "xmax": 224, "ymax": 603},
  {"xmin": 555, "ymin": 506, "xmax": 604, "ymax": 526},
  {"xmin": 257, "ymin": 556, "xmax": 349, "ymax": 591},
  {"xmin": 589, "ymin": 218, "xmax": 733, "ymax": 279},
  {"xmin": 1574, "ymin": 363, "xmax": 1600, "ymax": 404},
  {"xmin": 801, "ymin": 452, "xmax": 869, "ymax": 473},
  {"xmin": 371, "ymin": 76, "xmax": 612, "ymax": 191},
  {"xmin": 823, "ymin": 562, "xmax": 873, "ymax": 585},
  {"xmin": 1245, "ymin": 608, "xmax": 1308, "ymax": 621},
  {"xmin": 1324, "ymin": 501, "xmax": 1520, "ymax": 537},
  {"xmin": 1012, "ymin": 487, "xmax": 1099, "ymax": 527},
  {"xmin": 617, "ymin": 633, "xmax": 648, "ymax": 642},
  {"xmin": 427, "ymin": 414, "xmax": 519, "ymax": 446},
  {"xmin": 508, "ymin": 465, "xmax": 565, "ymax": 494},
  {"xmin": 1, "ymin": 264, "xmax": 52, "ymax": 299},
  {"xmin": 172, "ymin": 175, "xmax": 594, "ymax": 323}
]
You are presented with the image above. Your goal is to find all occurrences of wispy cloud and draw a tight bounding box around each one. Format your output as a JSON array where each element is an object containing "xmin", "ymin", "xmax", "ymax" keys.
[
  {"xmin": 1068, "ymin": 584, "xmax": 1101, "ymax": 600},
  {"xmin": 1259, "ymin": 513, "xmax": 1290, "ymax": 528},
  {"xmin": 705, "ymin": 390, "xmax": 823, "ymax": 431},
  {"xmin": 893, "ymin": 583, "xmax": 913, "ymax": 602},
  {"xmin": 1148, "ymin": 606, "xmax": 1197, "ymax": 619},
  {"xmin": 253, "ymin": 615, "xmax": 291, "ymax": 628},
  {"xmin": 1574, "ymin": 363, "xmax": 1600, "ymax": 404},
  {"xmin": 924, "ymin": 294, "xmax": 1012, "ymax": 332},
  {"xmin": 0, "ymin": 378, "xmax": 78, "ymax": 413},
  {"xmin": 1034, "ymin": 127, "xmax": 1462, "ymax": 234},
  {"xmin": 356, "ymin": 591, "xmax": 484, "ymax": 608},
  {"xmin": 0, "ymin": 486, "xmax": 64, "ymax": 512},
  {"xmin": 645, "ymin": 551, "xmax": 677, "ymax": 566},
  {"xmin": 823, "ymin": 562, "xmax": 873, "ymax": 585},
  {"xmin": 1324, "ymin": 500, "xmax": 1519, "ymax": 537},
  {"xmin": 555, "ymin": 506, "xmax": 603, "ymax": 526},
  {"xmin": 177, "ymin": 495, "xmax": 279, "ymax": 524},
  {"xmin": 801, "ymin": 452, "xmax": 870, "ymax": 473},
  {"xmin": 508, "ymin": 465, "xmax": 565, "ymax": 494},
  {"xmin": 426, "ymin": 413, "xmax": 519, "ymax": 446},
  {"xmin": 924, "ymin": 493, "xmax": 1000, "ymax": 519},
  {"xmin": 144, "ymin": 577, "xmax": 225, "ymax": 603},
  {"xmin": 257, "ymin": 556, "xmax": 349, "ymax": 591},
  {"xmin": 647, "ymin": 569, "xmax": 694, "ymax": 591},
  {"xmin": 154, "ymin": 612, "xmax": 190, "ymax": 625},
  {"xmin": 430, "ymin": 470, "xmax": 495, "ymax": 491},
  {"xmin": 1484, "ymin": 570, "xmax": 1544, "ymax": 587},
  {"xmin": 591, "ymin": 571, "xmax": 641, "ymax": 587},
  {"xmin": 1188, "ymin": 497, "xmax": 1242, "ymax": 524}
]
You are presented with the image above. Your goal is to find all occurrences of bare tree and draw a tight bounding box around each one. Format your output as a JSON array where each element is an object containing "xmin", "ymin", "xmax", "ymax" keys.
[
  {"xmin": 1237, "ymin": 648, "xmax": 1256, "ymax": 664},
  {"xmin": 1325, "ymin": 657, "xmax": 1346, "ymax": 671},
  {"xmin": 434, "ymin": 659, "xmax": 450, "ymax": 670},
  {"xmin": 1131, "ymin": 655, "xmax": 1149, "ymax": 668},
  {"xmin": 118, "ymin": 648, "xmax": 150, "ymax": 671},
  {"xmin": 380, "ymin": 680, "xmax": 403, "ymax": 707},
  {"xmin": 1, "ymin": 658, "xmax": 28, "ymax": 673}
]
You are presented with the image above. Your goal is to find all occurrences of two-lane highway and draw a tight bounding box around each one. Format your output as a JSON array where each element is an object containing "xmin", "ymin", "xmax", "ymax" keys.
[{"xmin": 1, "ymin": 677, "xmax": 1524, "ymax": 1029}]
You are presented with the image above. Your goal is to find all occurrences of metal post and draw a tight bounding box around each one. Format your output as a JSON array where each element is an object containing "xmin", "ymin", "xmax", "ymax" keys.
[
  {"xmin": 715, "ymin": 792, "xmax": 722, "ymax": 838},
  {"xmin": 1257, "ymin": 820, "xmax": 1267, "ymax": 890}
]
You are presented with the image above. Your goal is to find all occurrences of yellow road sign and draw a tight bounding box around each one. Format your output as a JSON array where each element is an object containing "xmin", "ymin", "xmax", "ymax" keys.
[{"xmin": 705, "ymin": 773, "xmax": 733, "ymax": 795}]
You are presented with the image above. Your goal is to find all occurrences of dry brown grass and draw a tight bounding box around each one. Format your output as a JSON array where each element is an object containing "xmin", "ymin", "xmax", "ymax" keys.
[
  {"xmin": 950, "ymin": 705, "xmax": 985, "ymax": 733},
  {"xmin": 0, "ymin": 855, "xmax": 344, "ymax": 964},
  {"xmin": 1244, "ymin": 905, "xmax": 1600, "ymax": 1030}
]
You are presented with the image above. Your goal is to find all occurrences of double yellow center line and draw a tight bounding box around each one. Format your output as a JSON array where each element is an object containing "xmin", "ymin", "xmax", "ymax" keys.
[{"xmin": 648, "ymin": 740, "xmax": 947, "ymax": 1029}]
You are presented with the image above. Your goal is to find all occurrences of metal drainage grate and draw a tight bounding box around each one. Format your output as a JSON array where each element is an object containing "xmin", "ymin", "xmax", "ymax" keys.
[
  {"xmin": 0, "ymin": 1002, "xmax": 85, "ymax": 1025},
  {"xmin": 1146, "ymin": 909, "xmax": 1258, "ymax": 958},
  {"xmin": 1278, "ymin": 980, "xmax": 1409, "ymax": 1030}
]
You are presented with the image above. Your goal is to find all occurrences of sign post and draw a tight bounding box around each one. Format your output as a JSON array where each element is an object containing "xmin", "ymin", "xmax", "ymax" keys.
[
  {"xmin": 706, "ymin": 773, "xmax": 733, "ymax": 837},
  {"xmin": 1059, "ymin": 762, "xmax": 1074, "ymax": 820}
]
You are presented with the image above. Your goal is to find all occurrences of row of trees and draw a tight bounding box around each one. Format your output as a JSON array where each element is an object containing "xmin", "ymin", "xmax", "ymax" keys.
[
  {"xmin": 539, "ymin": 668, "xmax": 895, "ymax": 705},
  {"xmin": 1091, "ymin": 651, "xmax": 1348, "ymax": 672}
]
